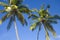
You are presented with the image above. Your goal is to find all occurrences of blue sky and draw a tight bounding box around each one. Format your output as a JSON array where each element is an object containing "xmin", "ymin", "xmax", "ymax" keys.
[{"xmin": 0, "ymin": 0, "xmax": 60, "ymax": 40}]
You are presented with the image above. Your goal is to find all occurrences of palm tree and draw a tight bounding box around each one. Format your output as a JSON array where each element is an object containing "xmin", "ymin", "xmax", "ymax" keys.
[
  {"xmin": 0, "ymin": 0, "xmax": 31, "ymax": 40},
  {"xmin": 29, "ymin": 4, "xmax": 60, "ymax": 40}
]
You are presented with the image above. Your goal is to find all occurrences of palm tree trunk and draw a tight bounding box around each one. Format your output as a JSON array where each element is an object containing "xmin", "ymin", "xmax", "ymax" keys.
[{"xmin": 14, "ymin": 20, "xmax": 20, "ymax": 40}]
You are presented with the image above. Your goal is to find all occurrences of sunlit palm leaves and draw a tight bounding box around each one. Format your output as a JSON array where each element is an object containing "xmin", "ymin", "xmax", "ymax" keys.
[
  {"xmin": 0, "ymin": 2, "xmax": 8, "ymax": 7},
  {"xmin": 0, "ymin": 0, "xmax": 31, "ymax": 40},
  {"xmin": 0, "ymin": 0, "xmax": 60, "ymax": 40},
  {"xmin": 0, "ymin": 10, "xmax": 6, "ymax": 13},
  {"xmin": 9, "ymin": 0, "xmax": 23, "ymax": 5},
  {"xmin": 44, "ymin": 27, "xmax": 50, "ymax": 40},
  {"xmin": 16, "ymin": 10, "xmax": 25, "ymax": 25},
  {"xmin": 29, "ymin": 5, "xmax": 60, "ymax": 40},
  {"xmin": 0, "ymin": 0, "xmax": 31, "ymax": 30}
]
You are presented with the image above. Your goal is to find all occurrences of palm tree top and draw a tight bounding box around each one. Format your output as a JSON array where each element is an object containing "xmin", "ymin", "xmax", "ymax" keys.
[
  {"xmin": 0, "ymin": 0, "xmax": 31, "ymax": 30},
  {"xmin": 29, "ymin": 5, "xmax": 60, "ymax": 40}
]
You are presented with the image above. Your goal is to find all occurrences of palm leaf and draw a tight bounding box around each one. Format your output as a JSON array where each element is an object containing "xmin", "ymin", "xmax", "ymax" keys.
[
  {"xmin": 47, "ymin": 20, "xmax": 57, "ymax": 24},
  {"xmin": 7, "ymin": 17, "xmax": 13, "ymax": 30},
  {"xmin": 0, "ymin": 2, "xmax": 8, "ymax": 7},
  {"xmin": 1, "ymin": 12, "xmax": 12, "ymax": 23},
  {"xmin": 19, "ymin": 0, "xmax": 23, "ymax": 3},
  {"xmin": 30, "ymin": 23, "xmax": 37, "ymax": 31},
  {"xmin": 37, "ymin": 23, "xmax": 41, "ymax": 40},
  {"xmin": 8, "ymin": 0, "xmax": 10, "ymax": 4},
  {"xmin": 45, "ymin": 4, "xmax": 50, "ymax": 12},
  {"xmin": 8, "ymin": 0, "xmax": 11, "ymax": 4},
  {"xmin": 10, "ymin": 0, "xmax": 18, "ymax": 5},
  {"xmin": 31, "ymin": 8, "xmax": 38, "ymax": 12},
  {"xmin": 8, "ymin": 0, "xmax": 22, "ymax": 5},
  {"xmin": 1, "ymin": 14, "xmax": 8, "ymax": 22},
  {"xmin": 45, "ymin": 22, "xmax": 56, "ymax": 37},
  {"xmin": 16, "ymin": 0, "xmax": 23, "ymax": 5},
  {"xmin": 46, "ymin": 31, "xmax": 50, "ymax": 40},
  {"xmin": 0, "ymin": 20, "xmax": 2, "ymax": 24},
  {"xmin": 47, "ymin": 5, "xmax": 50, "ymax": 8},
  {"xmin": 24, "ymin": 19, "xmax": 28, "ymax": 26},
  {"xmin": 40, "ymin": 4, "xmax": 45, "ymax": 10},
  {"xmin": 10, "ymin": 0, "xmax": 23, "ymax": 5},
  {"xmin": 44, "ymin": 24, "xmax": 50, "ymax": 40},
  {"xmin": 19, "ymin": 7, "xmax": 30, "ymax": 13},
  {"xmin": 39, "ymin": 23, "xmax": 42, "ymax": 31},
  {"xmin": 16, "ymin": 10, "xmax": 25, "ymax": 25},
  {"xmin": 54, "ymin": 15, "xmax": 60, "ymax": 19},
  {"xmin": 19, "ymin": 5, "xmax": 31, "ymax": 14},
  {"xmin": 48, "ymin": 15, "xmax": 60, "ymax": 20},
  {"xmin": 30, "ymin": 22, "xmax": 40, "ymax": 31},
  {"xmin": 0, "ymin": 10, "xmax": 6, "ymax": 13},
  {"xmin": 28, "ymin": 14, "xmax": 39, "ymax": 19},
  {"xmin": 18, "ymin": 5, "xmax": 28, "ymax": 8}
]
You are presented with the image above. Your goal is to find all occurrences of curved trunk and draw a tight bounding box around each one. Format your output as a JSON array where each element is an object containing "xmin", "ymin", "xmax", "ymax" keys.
[{"xmin": 14, "ymin": 20, "xmax": 20, "ymax": 40}]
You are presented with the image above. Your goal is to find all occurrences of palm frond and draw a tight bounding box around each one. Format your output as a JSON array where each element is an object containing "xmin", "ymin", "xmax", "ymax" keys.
[
  {"xmin": 46, "ymin": 31, "xmax": 50, "ymax": 40},
  {"xmin": 44, "ymin": 24, "xmax": 50, "ymax": 40},
  {"xmin": 45, "ymin": 5, "xmax": 50, "ymax": 13},
  {"xmin": 1, "ymin": 14, "xmax": 8, "ymax": 22},
  {"xmin": 31, "ymin": 8, "xmax": 38, "ymax": 12},
  {"xmin": 7, "ymin": 17, "xmax": 13, "ymax": 30},
  {"xmin": 48, "ymin": 15, "xmax": 60, "ymax": 20},
  {"xmin": 40, "ymin": 4, "xmax": 45, "ymax": 10},
  {"xmin": 9, "ymin": 0, "xmax": 23, "ymax": 5},
  {"xmin": 47, "ymin": 5, "xmax": 50, "ymax": 8},
  {"xmin": 19, "ymin": 7, "xmax": 31, "ymax": 13},
  {"xmin": 0, "ymin": 2, "xmax": 8, "ymax": 7},
  {"xmin": 10, "ymin": 0, "xmax": 18, "ymax": 5},
  {"xmin": 30, "ymin": 23, "xmax": 36, "ymax": 31},
  {"xmin": 30, "ymin": 22, "xmax": 40, "ymax": 31},
  {"xmin": 39, "ymin": 23, "xmax": 42, "ymax": 31},
  {"xmin": 45, "ymin": 22, "xmax": 56, "ymax": 37},
  {"xmin": 16, "ymin": 10, "xmax": 25, "ymax": 25},
  {"xmin": 37, "ymin": 23, "xmax": 41, "ymax": 40},
  {"xmin": 0, "ymin": 10, "xmax": 6, "ymax": 13},
  {"xmin": 8, "ymin": 0, "xmax": 10, "ymax": 4},
  {"xmin": 24, "ymin": 19, "xmax": 28, "ymax": 26},
  {"xmin": 1, "ymin": 12, "xmax": 12, "ymax": 23},
  {"xmin": 16, "ymin": 0, "xmax": 23, "ymax": 5},
  {"xmin": 19, "ymin": 5, "xmax": 31, "ymax": 14},
  {"xmin": 0, "ymin": 20, "xmax": 2, "ymax": 24},
  {"xmin": 47, "ymin": 20, "xmax": 57, "ymax": 24},
  {"xmin": 54, "ymin": 15, "xmax": 60, "ymax": 19},
  {"xmin": 18, "ymin": 5, "xmax": 28, "ymax": 8},
  {"xmin": 28, "ymin": 14, "xmax": 39, "ymax": 19}
]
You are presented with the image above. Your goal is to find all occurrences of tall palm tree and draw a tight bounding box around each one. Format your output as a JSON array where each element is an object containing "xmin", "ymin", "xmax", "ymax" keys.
[
  {"xmin": 0, "ymin": 0, "xmax": 31, "ymax": 40},
  {"xmin": 29, "ymin": 4, "xmax": 60, "ymax": 40}
]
